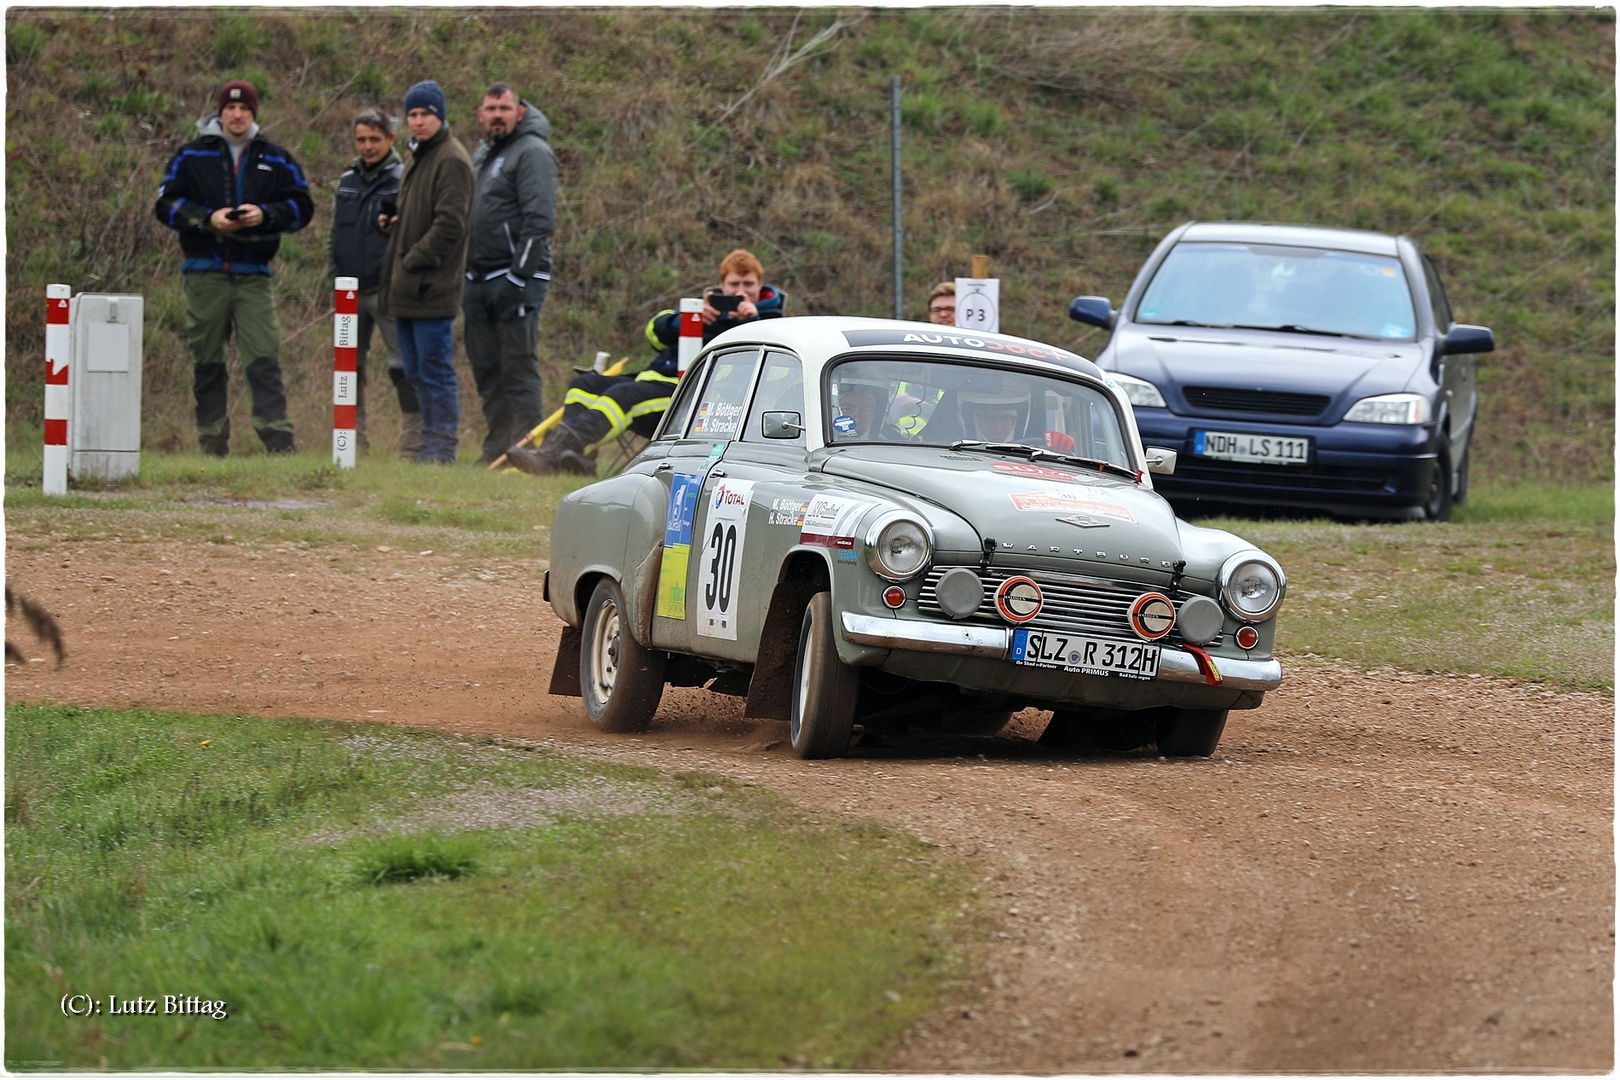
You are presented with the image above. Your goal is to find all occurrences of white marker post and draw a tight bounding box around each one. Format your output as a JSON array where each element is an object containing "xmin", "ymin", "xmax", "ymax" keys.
[
  {"xmin": 678, "ymin": 297, "xmax": 703, "ymax": 376},
  {"xmin": 43, "ymin": 284, "xmax": 71, "ymax": 495},
  {"xmin": 333, "ymin": 276, "xmax": 359, "ymax": 468}
]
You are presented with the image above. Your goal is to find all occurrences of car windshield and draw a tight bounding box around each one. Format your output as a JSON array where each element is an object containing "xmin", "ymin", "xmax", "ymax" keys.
[
  {"xmin": 825, "ymin": 357, "xmax": 1131, "ymax": 468},
  {"xmin": 1135, "ymin": 241, "xmax": 1417, "ymax": 341}
]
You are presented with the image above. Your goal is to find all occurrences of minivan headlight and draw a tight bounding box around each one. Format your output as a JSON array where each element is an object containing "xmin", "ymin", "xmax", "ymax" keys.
[
  {"xmin": 864, "ymin": 512, "xmax": 933, "ymax": 582},
  {"xmin": 1109, "ymin": 372, "xmax": 1167, "ymax": 408},
  {"xmin": 1344, "ymin": 393, "xmax": 1429, "ymax": 425},
  {"xmin": 1220, "ymin": 551, "xmax": 1285, "ymax": 622}
]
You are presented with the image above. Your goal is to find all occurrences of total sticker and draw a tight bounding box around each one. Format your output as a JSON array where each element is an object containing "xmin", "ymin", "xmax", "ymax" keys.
[{"xmin": 697, "ymin": 479, "xmax": 755, "ymax": 640}]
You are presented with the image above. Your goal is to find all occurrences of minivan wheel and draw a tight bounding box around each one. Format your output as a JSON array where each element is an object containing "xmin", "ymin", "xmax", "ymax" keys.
[{"xmin": 1422, "ymin": 449, "xmax": 1453, "ymax": 522}]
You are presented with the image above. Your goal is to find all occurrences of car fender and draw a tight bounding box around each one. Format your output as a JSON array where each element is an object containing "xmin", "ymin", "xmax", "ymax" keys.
[{"xmin": 549, "ymin": 473, "xmax": 664, "ymax": 627}]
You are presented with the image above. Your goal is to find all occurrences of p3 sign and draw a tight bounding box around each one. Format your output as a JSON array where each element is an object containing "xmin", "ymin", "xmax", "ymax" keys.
[
  {"xmin": 697, "ymin": 479, "xmax": 755, "ymax": 640},
  {"xmin": 954, "ymin": 277, "xmax": 999, "ymax": 334}
]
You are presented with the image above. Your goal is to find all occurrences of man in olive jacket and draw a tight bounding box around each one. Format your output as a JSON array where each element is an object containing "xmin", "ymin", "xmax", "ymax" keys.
[
  {"xmin": 464, "ymin": 82, "xmax": 559, "ymax": 462},
  {"xmin": 377, "ymin": 81, "xmax": 473, "ymax": 464}
]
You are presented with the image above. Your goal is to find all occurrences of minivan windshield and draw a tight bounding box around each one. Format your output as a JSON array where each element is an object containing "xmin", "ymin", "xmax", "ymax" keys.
[
  {"xmin": 826, "ymin": 357, "xmax": 1131, "ymax": 469},
  {"xmin": 1136, "ymin": 241, "xmax": 1417, "ymax": 341}
]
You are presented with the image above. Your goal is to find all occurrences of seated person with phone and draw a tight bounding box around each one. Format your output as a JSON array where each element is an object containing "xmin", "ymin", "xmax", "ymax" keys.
[{"xmin": 506, "ymin": 248, "xmax": 786, "ymax": 475}]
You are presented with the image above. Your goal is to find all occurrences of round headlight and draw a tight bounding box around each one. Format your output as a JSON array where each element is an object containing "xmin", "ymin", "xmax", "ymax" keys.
[
  {"xmin": 864, "ymin": 512, "xmax": 933, "ymax": 582},
  {"xmin": 1220, "ymin": 552, "xmax": 1285, "ymax": 622}
]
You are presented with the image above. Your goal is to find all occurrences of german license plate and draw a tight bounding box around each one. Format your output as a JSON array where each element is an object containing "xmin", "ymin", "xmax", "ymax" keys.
[
  {"xmin": 1011, "ymin": 629, "xmax": 1159, "ymax": 679},
  {"xmin": 1194, "ymin": 430, "xmax": 1310, "ymax": 465}
]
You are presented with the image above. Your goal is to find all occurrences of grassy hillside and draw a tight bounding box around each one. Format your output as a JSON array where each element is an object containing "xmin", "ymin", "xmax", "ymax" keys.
[{"xmin": 5, "ymin": 8, "xmax": 1613, "ymax": 480}]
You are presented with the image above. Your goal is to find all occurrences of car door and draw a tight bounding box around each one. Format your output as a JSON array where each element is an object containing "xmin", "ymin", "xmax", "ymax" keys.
[
  {"xmin": 1422, "ymin": 254, "xmax": 1475, "ymax": 466},
  {"xmin": 703, "ymin": 349, "xmax": 811, "ymax": 661},
  {"xmin": 649, "ymin": 346, "xmax": 762, "ymax": 656}
]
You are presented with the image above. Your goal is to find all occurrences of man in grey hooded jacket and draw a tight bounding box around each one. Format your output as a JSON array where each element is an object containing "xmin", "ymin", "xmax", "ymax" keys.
[{"xmin": 463, "ymin": 82, "xmax": 559, "ymax": 462}]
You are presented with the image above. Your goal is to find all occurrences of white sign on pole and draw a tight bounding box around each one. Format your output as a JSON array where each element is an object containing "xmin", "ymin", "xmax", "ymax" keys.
[{"xmin": 954, "ymin": 278, "xmax": 999, "ymax": 334}]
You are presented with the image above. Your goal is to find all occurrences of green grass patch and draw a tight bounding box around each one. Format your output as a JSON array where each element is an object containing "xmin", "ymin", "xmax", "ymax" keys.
[
  {"xmin": 4, "ymin": 448, "xmax": 583, "ymax": 558},
  {"xmin": 1197, "ymin": 481, "xmax": 1614, "ymax": 691},
  {"xmin": 6, "ymin": 704, "xmax": 983, "ymax": 1069}
]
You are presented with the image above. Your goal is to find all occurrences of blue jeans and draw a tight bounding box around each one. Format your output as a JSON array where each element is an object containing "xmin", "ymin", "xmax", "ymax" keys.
[{"xmin": 396, "ymin": 317, "xmax": 458, "ymax": 463}]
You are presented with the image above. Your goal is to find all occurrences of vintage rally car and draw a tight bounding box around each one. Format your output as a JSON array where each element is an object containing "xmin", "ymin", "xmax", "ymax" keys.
[{"xmin": 545, "ymin": 316, "xmax": 1285, "ymax": 759}]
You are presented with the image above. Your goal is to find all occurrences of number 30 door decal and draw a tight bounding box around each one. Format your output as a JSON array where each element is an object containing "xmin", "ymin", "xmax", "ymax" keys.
[{"xmin": 697, "ymin": 479, "xmax": 755, "ymax": 640}]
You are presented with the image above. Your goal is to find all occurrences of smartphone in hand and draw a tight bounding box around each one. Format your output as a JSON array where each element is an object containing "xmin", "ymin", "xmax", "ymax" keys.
[{"xmin": 709, "ymin": 292, "xmax": 743, "ymax": 314}]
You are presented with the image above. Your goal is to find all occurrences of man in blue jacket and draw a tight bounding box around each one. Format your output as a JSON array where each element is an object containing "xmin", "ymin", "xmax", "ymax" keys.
[
  {"xmin": 154, "ymin": 80, "xmax": 314, "ymax": 455},
  {"xmin": 328, "ymin": 108, "xmax": 419, "ymax": 458},
  {"xmin": 506, "ymin": 248, "xmax": 784, "ymax": 475}
]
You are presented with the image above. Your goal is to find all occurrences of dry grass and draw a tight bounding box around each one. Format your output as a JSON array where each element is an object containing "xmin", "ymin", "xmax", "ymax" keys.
[{"xmin": 6, "ymin": 8, "xmax": 1612, "ymax": 479}]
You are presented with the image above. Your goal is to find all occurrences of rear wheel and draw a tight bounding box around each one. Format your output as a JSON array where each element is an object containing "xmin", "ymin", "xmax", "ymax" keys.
[
  {"xmin": 1422, "ymin": 449, "xmax": 1453, "ymax": 522},
  {"xmin": 789, "ymin": 592, "xmax": 858, "ymax": 759},
  {"xmin": 580, "ymin": 577, "xmax": 665, "ymax": 733},
  {"xmin": 1155, "ymin": 708, "xmax": 1229, "ymax": 757}
]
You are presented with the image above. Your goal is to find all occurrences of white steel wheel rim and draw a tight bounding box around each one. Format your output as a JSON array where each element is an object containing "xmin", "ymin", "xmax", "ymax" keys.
[
  {"xmin": 791, "ymin": 618, "xmax": 812, "ymax": 744},
  {"xmin": 590, "ymin": 600, "xmax": 622, "ymax": 708}
]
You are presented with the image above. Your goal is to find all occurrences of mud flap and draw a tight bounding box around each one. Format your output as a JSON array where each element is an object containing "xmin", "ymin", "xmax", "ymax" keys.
[
  {"xmin": 628, "ymin": 543, "xmax": 662, "ymax": 648},
  {"xmin": 549, "ymin": 624, "xmax": 582, "ymax": 697},
  {"xmin": 742, "ymin": 580, "xmax": 825, "ymax": 721}
]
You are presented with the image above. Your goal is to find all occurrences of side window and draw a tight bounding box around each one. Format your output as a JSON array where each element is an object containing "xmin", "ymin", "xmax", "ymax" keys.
[
  {"xmin": 656, "ymin": 357, "xmax": 707, "ymax": 440},
  {"xmin": 687, "ymin": 348, "xmax": 760, "ymax": 442},
  {"xmin": 1422, "ymin": 256, "xmax": 1453, "ymax": 331},
  {"xmin": 741, "ymin": 351, "xmax": 805, "ymax": 444}
]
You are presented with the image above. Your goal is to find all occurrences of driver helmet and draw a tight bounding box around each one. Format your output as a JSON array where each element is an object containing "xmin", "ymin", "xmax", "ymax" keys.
[
  {"xmin": 958, "ymin": 389, "xmax": 1031, "ymax": 442},
  {"xmin": 832, "ymin": 376, "xmax": 890, "ymax": 438}
]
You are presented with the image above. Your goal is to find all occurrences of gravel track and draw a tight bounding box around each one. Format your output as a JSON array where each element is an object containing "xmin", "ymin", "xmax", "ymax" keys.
[{"xmin": 7, "ymin": 540, "xmax": 1612, "ymax": 1072}]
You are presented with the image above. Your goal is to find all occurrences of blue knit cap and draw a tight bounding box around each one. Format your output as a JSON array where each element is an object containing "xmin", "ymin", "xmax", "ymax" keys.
[{"xmin": 403, "ymin": 80, "xmax": 446, "ymax": 123}]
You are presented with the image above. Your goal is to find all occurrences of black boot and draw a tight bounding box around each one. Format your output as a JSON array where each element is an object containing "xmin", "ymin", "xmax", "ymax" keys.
[
  {"xmin": 503, "ymin": 446, "xmax": 555, "ymax": 476},
  {"xmin": 259, "ymin": 428, "xmax": 297, "ymax": 454},
  {"xmin": 199, "ymin": 432, "xmax": 230, "ymax": 457}
]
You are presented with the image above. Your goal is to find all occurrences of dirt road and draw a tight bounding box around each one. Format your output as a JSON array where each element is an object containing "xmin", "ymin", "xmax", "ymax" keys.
[{"xmin": 7, "ymin": 539, "xmax": 1612, "ymax": 1072}]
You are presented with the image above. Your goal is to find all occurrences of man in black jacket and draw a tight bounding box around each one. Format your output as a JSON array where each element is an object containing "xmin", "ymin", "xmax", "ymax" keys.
[
  {"xmin": 154, "ymin": 80, "xmax": 314, "ymax": 455},
  {"xmin": 328, "ymin": 108, "xmax": 419, "ymax": 458},
  {"xmin": 463, "ymin": 82, "xmax": 559, "ymax": 463}
]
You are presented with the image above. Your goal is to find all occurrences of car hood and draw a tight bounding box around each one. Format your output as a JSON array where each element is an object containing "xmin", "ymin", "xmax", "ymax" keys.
[
  {"xmin": 1110, "ymin": 325, "xmax": 1428, "ymax": 412},
  {"xmin": 818, "ymin": 446, "xmax": 1185, "ymax": 572}
]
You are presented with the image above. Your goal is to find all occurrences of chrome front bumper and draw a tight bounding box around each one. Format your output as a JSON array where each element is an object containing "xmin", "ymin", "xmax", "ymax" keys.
[{"xmin": 840, "ymin": 612, "xmax": 1283, "ymax": 691}]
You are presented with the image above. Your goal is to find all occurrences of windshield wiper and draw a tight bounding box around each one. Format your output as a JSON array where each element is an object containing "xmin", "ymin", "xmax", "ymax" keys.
[
  {"xmin": 951, "ymin": 441, "xmax": 1140, "ymax": 482},
  {"xmin": 1231, "ymin": 323, "xmax": 1352, "ymax": 338}
]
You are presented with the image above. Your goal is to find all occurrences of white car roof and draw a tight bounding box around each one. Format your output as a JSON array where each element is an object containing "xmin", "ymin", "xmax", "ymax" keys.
[
  {"xmin": 1180, "ymin": 221, "xmax": 1403, "ymax": 257},
  {"xmin": 703, "ymin": 315, "xmax": 1106, "ymax": 382}
]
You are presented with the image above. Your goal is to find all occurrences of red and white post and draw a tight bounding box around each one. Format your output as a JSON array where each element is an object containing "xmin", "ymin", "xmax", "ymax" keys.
[
  {"xmin": 333, "ymin": 276, "xmax": 359, "ymax": 468},
  {"xmin": 677, "ymin": 296, "xmax": 703, "ymax": 376},
  {"xmin": 43, "ymin": 284, "xmax": 71, "ymax": 495}
]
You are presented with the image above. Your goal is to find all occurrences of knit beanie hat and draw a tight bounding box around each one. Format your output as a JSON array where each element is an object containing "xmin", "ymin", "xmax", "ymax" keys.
[
  {"xmin": 217, "ymin": 80, "xmax": 259, "ymax": 117},
  {"xmin": 403, "ymin": 81, "xmax": 447, "ymax": 124}
]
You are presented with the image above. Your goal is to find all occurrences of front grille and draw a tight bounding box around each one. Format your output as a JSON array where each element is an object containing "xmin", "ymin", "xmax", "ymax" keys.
[
  {"xmin": 1184, "ymin": 386, "xmax": 1330, "ymax": 417},
  {"xmin": 1168, "ymin": 461, "xmax": 1390, "ymax": 493},
  {"xmin": 917, "ymin": 566, "xmax": 1208, "ymax": 647}
]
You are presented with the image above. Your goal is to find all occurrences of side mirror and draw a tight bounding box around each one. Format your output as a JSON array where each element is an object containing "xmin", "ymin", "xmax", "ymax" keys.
[
  {"xmin": 1441, "ymin": 324, "xmax": 1495, "ymax": 355},
  {"xmin": 1143, "ymin": 447, "xmax": 1177, "ymax": 475},
  {"xmin": 761, "ymin": 411, "xmax": 804, "ymax": 439},
  {"xmin": 1068, "ymin": 296, "xmax": 1116, "ymax": 330}
]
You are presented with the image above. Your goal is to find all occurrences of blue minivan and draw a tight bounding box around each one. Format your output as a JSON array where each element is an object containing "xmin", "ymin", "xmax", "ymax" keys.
[{"xmin": 1069, "ymin": 222, "xmax": 1495, "ymax": 521}]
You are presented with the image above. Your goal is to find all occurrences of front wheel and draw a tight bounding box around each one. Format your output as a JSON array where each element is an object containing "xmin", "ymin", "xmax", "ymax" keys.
[
  {"xmin": 1422, "ymin": 449, "xmax": 1453, "ymax": 522},
  {"xmin": 580, "ymin": 577, "xmax": 665, "ymax": 733},
  {"xmin": 789, "ymin": 592, "xmax": 858, "ymax": 759},
  {"xmin": 1155, "ymin": 708, "xmax": 1228, "ymax": 757}
]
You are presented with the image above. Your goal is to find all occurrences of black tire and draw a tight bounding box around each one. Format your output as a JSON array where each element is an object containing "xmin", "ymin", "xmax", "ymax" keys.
[
  {"xmin": 1422, "ymin": 448, "xmax": 1453, "ymax": 522},
  {"xmin": 1155, "ymin": 708, "xmax": 1229, "ymax": 757},
  {"xmin": 789, "ymin": 592, "xmax": 858, "ymax": 759},
  {"xmin": 1453, "ymin": 443, "xmax": 1471, "ymax": 505},
  {"xmin": 1038, "ymin": 708, "xmax": 1152, "ymax": 752},
  {"xmin": 580, "ymin": 577, "xmax": 665, "ymax": 733}
]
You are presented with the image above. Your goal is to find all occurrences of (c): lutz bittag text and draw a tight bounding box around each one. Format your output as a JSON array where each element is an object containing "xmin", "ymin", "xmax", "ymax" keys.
[{"xmin": 61, "ymin": 994, "xmax": 228, "ymax": 1020}]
